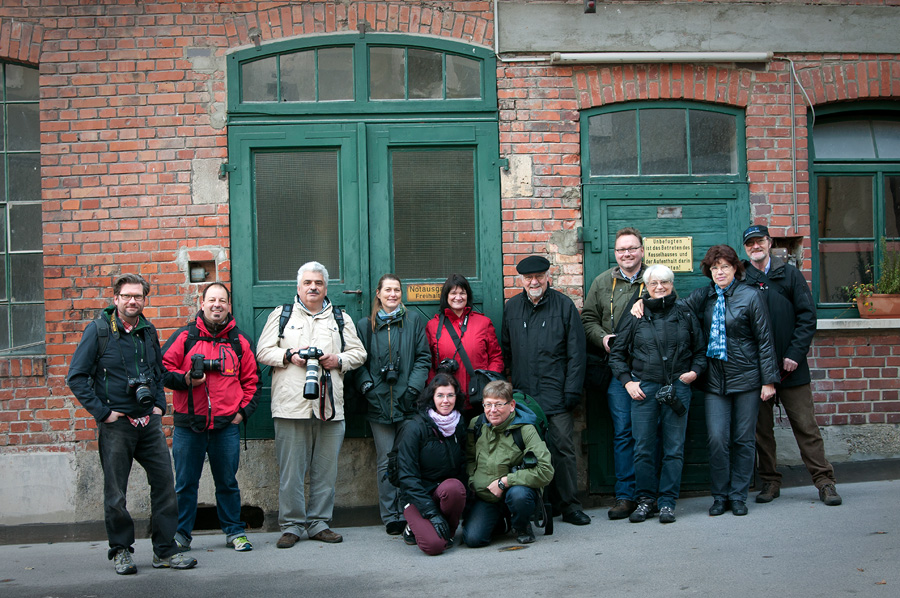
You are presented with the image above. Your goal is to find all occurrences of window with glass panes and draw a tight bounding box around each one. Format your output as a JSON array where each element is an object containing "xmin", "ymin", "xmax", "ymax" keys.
[
  {"xmin": 811, "ymin": 111, "xmax": 900, "ymax": 309},
  {"xmin": 0, "ymin": 62, "xmax": 43, "ymax": 354}
]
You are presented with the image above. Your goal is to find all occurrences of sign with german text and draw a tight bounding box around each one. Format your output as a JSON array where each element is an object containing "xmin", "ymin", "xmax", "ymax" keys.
[
  {"xmin": 644, "ymin": 236, "xmax": 694, "ymax": 272},
  {"xmin": 406, "ymin": 284, "xmax": 442, "ymax": 302}
]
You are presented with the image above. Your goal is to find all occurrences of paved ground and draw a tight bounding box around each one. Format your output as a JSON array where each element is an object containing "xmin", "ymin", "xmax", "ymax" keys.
[{"xmin": 1, "ymin": 479, "xmax": 898, "ymax": 598}]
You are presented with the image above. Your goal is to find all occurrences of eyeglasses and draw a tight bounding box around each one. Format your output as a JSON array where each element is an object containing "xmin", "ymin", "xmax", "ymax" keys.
[
  {"xmin": 117, "ymin": 293, "xmax": 145, "ymax": 301},
  {"xmin": 615, "ymin": 246, "xmax": 643, "ymax": 255},
  {"xmin": 483, "ymin": 400, "xmax": 511, "ymax": 411},
  {"xmin": 522, "ymin": 273, "xmax": 547, "ymax": 282},
  {"xmin": 435, "ymin": 393, "xmax": 456, "ymax": 400},
  {"xmin": 647, "ymin": 281, "xmax": 672, "ymax": 288}
]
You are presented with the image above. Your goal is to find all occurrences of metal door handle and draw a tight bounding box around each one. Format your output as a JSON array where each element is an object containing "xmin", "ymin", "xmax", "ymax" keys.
[{"xmin": 342, "ymin": 289, "xmax": 363, "ymax": 295}]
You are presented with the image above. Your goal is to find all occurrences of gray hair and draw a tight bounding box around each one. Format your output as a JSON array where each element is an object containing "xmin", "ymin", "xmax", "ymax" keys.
[
  {"xmin": 296, "ymin": 261, "xmax": 329, "ymax": 287},
  {"xmin": 642, "ymin": 264, "xmax": 675, "ymax": 286}
]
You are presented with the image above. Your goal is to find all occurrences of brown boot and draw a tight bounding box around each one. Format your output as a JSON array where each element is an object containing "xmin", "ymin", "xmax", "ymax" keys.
[
  {"xmin": 755, "ymin": 482, "xmax": 781, "ymax": 503},
  {"xmin": 608, "ymin": 499, "xmax": 637, "ymax": 520},
  {"xmin": 276, "ymin": 533, "xmax": 300, "ymax": 549}
]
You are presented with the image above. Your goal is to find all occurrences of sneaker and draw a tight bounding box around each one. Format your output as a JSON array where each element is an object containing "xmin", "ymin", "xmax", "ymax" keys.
[
  {"xmin": 629, "ymin": 499, "xmax": 658, "ymax": 523},
  {"xmin": 659, "ymin": 506, "xmax": 676, "ymax": 524},
  {"xmin": 755, "ymin": 482, "xmax": 781, "ymax": 503},
  {"xmin": 113, "ymin": 548, "xmax": 137, "ymax": 575},
  {"xmin": 402, "ymin": 524, "xmax": 417, "ymax": 546},
  {"xmin": 819, "ymin": 484, "xmax": 843, "ymax": 506},
  {"xmin": 385, "ymin": 520, "xmax": 406, "ymax": 536},
  {"xmin": 276, "ymin": 532, "xmax": 300, "ymax": 549},
  {"xmin": 608, "ymin": 499, "xmax": 638, "ymax": 520},
  {"xmin": 309, "ymin": 528, "xmax": 343, "ymax": 543},
  {"xmin": 174, "ymin": 538, "xmax": 191, "ymax": 552},
  {"xmin": 229, "ymin": 535, "xmax": 253, "ymax": 552},
  {"xmin": 515, "ymin": 524, "xmax": 535, "ymax": 544},
  {"xmin": 152, "ymin": 552, "xmax": 197, "ymax": 570},
  {"xmin": 731, "ymin": 500, "xmax": 749, "ymax": 516}
]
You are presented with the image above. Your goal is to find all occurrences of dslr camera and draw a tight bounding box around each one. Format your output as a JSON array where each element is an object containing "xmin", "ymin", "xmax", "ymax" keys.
[
  {"xmin": 511, "ymin": 451, "xmax": 538, "ymax": 473},
  {"xmin": 127, "ymin": 373, "xmax": 154, "ymax": 409},
  {"xmin": 437, "ymin": 358, "xmax": 459, "ymax": 375},
  {"xmin": 655, "ymin": 384, "xmax": 686, "ymax": 416},
  {"xmin": 190, "ymin": 353, "xmax": 221, "ymax": 379},
  {"xmin": 380, "ymin": 362, "xmax": 399, "ymax": 386},
  {"xmin": 295, "ymin": 346, "xmax": 325, "ymax": 400}
]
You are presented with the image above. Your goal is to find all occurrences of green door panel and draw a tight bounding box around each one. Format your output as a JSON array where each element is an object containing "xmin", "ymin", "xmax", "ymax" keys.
[{"xmin": 582, "ymin": 183, "xmax": 750, "ymax": 493}]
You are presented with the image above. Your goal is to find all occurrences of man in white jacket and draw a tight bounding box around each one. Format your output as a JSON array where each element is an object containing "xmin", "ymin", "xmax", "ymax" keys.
[{"xmin": 256, "ymin": 262, "xmax": 367, "ymax": 548}]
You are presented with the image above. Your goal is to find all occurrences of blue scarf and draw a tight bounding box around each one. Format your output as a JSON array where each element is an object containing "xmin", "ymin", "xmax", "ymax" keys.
[
  {"xmin": 377, "ymin": 305, "xmax": 405, "ymax": 323},
  {"xmin": 706, "ymin": 280, "xmax": 735, "ymax": 361}
]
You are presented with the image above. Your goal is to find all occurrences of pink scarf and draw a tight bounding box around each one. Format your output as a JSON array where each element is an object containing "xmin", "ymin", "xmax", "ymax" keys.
[{"xmin": 427, "ymin": 409, "xmax": 461, "ymax": 437}]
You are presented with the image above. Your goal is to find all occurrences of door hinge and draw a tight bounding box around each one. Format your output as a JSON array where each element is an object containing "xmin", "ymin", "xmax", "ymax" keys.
[
  {"xmin": 494, "ymin": 157, "xmax": 510, "ymax": 171},
  {"xmin": 218, "ymin": 162, "xmax": 237, "ymax": 179}
]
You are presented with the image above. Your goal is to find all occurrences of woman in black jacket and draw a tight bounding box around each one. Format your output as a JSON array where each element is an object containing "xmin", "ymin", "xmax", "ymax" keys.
[
  {"xmin": 353, "ymin": 274, "xmax": 432, "ymax": 535},
  {"xmin": 682, "ymin": 245, "xmax": 779, "ymax": 517},
  {"xmin": 395, "ymin": 373, "xmax": 467, "ymax": 555},
  {"xmin": 610, "ymin": 265, "xmax": 707, "ymax": 524}
]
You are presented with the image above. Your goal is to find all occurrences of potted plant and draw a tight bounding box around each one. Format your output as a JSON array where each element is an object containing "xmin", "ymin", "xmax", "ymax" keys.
[{"xmin": 844, "ymin": 238, "xmax": 900, "ymax": 318}]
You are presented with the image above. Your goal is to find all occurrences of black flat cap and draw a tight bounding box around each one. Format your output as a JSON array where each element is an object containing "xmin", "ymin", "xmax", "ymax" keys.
[{"xmin": 516, "ymin": 255, "xmax": 551, "ymax": 274}]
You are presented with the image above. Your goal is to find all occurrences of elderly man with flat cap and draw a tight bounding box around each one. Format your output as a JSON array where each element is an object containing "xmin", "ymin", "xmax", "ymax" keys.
[{"xmin": 501, "ymin": 255, "xmax": 590, "ymax": 525}]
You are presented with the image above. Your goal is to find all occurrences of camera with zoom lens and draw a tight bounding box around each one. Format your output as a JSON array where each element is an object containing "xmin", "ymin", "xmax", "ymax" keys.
[
  {"xmin": 437, "ymin": 358, "xmax": 459, "ymax": 375},
  {"xmin": 655, "ymin": 384, "xmax": 686, "ymax": 416},
  {"xmin": 380, "ymin": 362, "xmax": 399, "ymax": 386},
  {"xmin": 190, "ymin": 353, "xmax": 221, "ymax": 379},
  {"xmin": 128, "ymin": 374, "xmax": 154, "ymax": 409},
  {"xmin": 296, "ymin": 346, "xmax": 325, "ymax": 400},
  {"xmin": 511, "ymin": 451, "xmax": 538, "ymax": 473}
]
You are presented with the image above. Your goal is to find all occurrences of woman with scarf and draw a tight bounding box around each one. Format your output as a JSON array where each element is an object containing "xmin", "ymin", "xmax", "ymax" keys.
[
  {"xmin": 682, "ymin": 245, "xmax": 779, "ymax": 517},
  {"xmin": 425, "ymin": 274, "xmax": 504, "ymax": 419},
  {"xmin": 609, "ymin": 264, "xmax": 707, "ymax": 524},
  {"xmin": 394, "ymin": 373, "xmax": 468, "ymax": 555},
  {"xmin": 353, "ymin": 274, "xmax": 432, "ymax": 535}
]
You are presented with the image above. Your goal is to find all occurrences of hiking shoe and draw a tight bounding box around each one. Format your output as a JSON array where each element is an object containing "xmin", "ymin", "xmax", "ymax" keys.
[
  {"xmin": 310, "ymin": 528, "xmax": 343, "ymax": 543},
  {"xmin": 608, "ymin": 499, "xmax": 638, "ymax": 520},
  {"xmin": 629, "ymin": 499, "xmax": 659, "ymax": 523},
  {"xmin": 515, "ymin": 524, "xmax": 535, "ymax": 544},
  {"xmin": 731, "ymin": 500, "xmax": 749, "ymax": 516},
  {"xmin": 152, "ymin": 552, "xmax": 197, "ymax": 570},
  {"xmin": 709, "ymin": 499, "xmax": 729, "ymax": 516},
  {"xmin": 755, "ymin": 482, "xmax": 781, "ymax": 503},
  {"xmin": 402, "ymin": 524, "xmax": 417, "ymax": 546},
  {"xmin": 276, "ymin": 533, "xmax": 300, "ymax": 549},
  {"xmin": 229, "ymin": 535, "xmax": 253, "ymax": 552},
  {"xmin": 113, "ymin": 548, "xmax": 137, "ymax": 575},
  {"xmin": 385, "ymin": 520, "xmax": 406, "ymax": 535},
  {"xmin": 659, "ymin": 506, "xmax": 676, "ymax": 524},
  {"xmin": 819, "ymin": 484, "xmax": 842, "ymax": 506},
  {"xmin": 174, "ymin": 538, "xmax": 191, "ymax": 552}
]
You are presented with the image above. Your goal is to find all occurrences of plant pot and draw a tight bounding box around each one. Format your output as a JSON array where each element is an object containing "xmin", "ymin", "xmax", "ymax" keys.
[{"xmin": 856, "ymin": 294, "xmax": 900, "ymax": 318}]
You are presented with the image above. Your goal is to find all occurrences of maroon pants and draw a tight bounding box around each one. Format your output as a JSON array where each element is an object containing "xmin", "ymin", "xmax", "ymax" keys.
[{"xmin": 403, "ymin": 478, "xmax": 466, "ymax": 556}]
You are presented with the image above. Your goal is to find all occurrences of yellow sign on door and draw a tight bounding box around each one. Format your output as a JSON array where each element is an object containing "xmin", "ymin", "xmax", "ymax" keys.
[
  {"xmin": 643, "ymin": 237, "xmax": 694, "ymax": 272},
  {"xmin": 406, "ymin": 284, "xmax": 442, "ymax": 302}
]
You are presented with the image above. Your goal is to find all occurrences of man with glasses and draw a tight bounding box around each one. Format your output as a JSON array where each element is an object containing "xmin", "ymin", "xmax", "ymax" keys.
[
  {"xmin": 464, "ymin": 381, "xmax": 554, "ymax": 546},
  {"xmin": 501, "ymin": 255, "xmax": 589, "ymax": 526},
  {"xmin": 68, "ymin": 274, "xmax": 197, "ymax": 575},
  {"xmin": 741, "ymin": 225, "xmax": 841, "ymax": 507},
  {"xmin": 582, "ymin": 227, "xmax": 646, "ymax": 520}
]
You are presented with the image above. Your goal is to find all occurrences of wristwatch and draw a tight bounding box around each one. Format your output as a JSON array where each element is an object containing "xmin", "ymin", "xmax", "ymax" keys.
[{"xmin": 497, "ymin": 479, "xmax": 507, "ymax": 491}]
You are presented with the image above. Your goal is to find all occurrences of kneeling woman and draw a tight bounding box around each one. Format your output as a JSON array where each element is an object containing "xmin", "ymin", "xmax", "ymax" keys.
[
  {"xmin": 394, "ymin": 374, "xmax": 468, "ymax": 555},
  {"xmin": 610, "ymin": 264, "xmax": 707, "ymax": 524}
]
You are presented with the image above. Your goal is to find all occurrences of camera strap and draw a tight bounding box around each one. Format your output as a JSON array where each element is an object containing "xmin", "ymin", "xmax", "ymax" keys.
[
  {"xmin": 318, "ymin": 369, "xmax": 336, "ymax": 421},
  {"xmin": 441, "ymin": 316, "xmax": 477, "ymax": 393}
]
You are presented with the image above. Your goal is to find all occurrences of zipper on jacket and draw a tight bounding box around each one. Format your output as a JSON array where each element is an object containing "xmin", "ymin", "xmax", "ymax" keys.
[{"xmin": 387, "ymin": 322, "xmax": 394, "ymax": 420}]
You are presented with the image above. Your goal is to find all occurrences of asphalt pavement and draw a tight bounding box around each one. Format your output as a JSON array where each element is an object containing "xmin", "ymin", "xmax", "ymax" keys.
[{"xmin": 2, "ymin": 479, "xmax": 898, "ymax": 598}]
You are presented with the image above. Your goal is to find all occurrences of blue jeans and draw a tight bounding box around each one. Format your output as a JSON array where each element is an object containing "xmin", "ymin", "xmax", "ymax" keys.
[
  {"xmin": 631, "ymin": 379, "xmax": 692, "ymax": 510},
  {"xmin": 98, "ymin": 414, "xmax": 178, "ymax": 559},
  {"xmin": 172, "ymin": 424, "xmax": 244, "ymax": 545},
  {"xmin": 705, "ymin": 389, "xmax": 760, "ymax": 502},
  {"xmin": 463, "ymin": 485, "xmax": 539, "ymax": 548},
  {"xmin": 607, "ymin": 378, "xmax": 636, "ymax": 500}
]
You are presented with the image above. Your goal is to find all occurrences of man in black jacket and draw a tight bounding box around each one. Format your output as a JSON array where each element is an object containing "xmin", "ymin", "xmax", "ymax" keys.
[
  {"xmin": 742, "ymin": 225, "xmax": 841, "ymax": 506},
  {"xmin": 67, "ymin": 274, "xmax": 198, "ymax": 575},
  {"xmin": 501, "ymin": 255, "xmax": 590, "ymax": 525}
]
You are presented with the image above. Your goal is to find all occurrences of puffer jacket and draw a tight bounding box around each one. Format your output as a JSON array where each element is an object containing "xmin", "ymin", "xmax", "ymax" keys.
[
  {"xmin": 609, "ymin": 292, "xmax": 707, "ymax": 386},
  {"xmin": 162, "ymin": 312, "xmax": 261, "ymax": 431},
  {"xmin": 501, "ymin": 288, "xmax": 586, "ymax": 415},
  {"xmin": 466, "ymin": 405, "xmax": 554, "ymax": 503},
  {"xmin": 256, "ymin": 297, "xmax": 367, "ymax": 421},
  {"xmin": 395, "ymin": 411, "xmax": 467, "ymax": 519},
  {"xmin": 742, "ymin": 256, "xmax": 816, "ymax": 388},
  {"xmin": 354, "ymin": 308, "xmax": 431, "ymax": 424},
  {"xmin": 682, "ymin": 281, "xmax": 779, "ymax": 395}
]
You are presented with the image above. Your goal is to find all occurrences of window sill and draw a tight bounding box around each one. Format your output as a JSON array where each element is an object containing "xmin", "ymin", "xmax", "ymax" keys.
[{"xmin": 817, "ymin": 318, "xmax": 900, "ymax": 331}]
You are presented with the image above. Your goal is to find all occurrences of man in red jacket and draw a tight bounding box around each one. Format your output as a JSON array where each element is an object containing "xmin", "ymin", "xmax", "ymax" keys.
[{"xmin": 162, "ymin": 283, "xmax": 261, "ymax": 553}]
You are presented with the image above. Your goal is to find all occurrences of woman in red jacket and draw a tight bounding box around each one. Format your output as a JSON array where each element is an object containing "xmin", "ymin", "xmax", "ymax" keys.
[{"xmin": 425, "ymin": 274, "xmax": 504, "ymax": 419}]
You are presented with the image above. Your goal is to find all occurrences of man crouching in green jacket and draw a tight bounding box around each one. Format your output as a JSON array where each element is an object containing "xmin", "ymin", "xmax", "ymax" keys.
[{"xmin": 463, "ymin": 381, "xmax": 554, "ymax": 546}]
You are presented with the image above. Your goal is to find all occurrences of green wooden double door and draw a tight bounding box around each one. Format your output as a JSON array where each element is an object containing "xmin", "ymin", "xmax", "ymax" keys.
[
  {"xmin": 582, "ymin": 183, "xmax": 750, "ymax": 492},
  {"xmin": 229, "ymin": 120, "xmax": 503, "ymax": 438}
]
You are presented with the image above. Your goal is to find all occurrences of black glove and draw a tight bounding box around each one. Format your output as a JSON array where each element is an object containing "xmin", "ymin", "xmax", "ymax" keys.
[{"xmin": 428, "ymin": 514, "xmax": 451, "ymax": 540}]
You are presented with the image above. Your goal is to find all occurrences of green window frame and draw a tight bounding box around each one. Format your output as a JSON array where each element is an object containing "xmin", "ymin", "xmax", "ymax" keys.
[
  {"xmin": 0, "ymin": 62, "xmax": 44, "ymax": 355},
  {"xmin": 581, "ymin": 102, "xmax": 746, "ymax": 184},
  {"xmin": 227, "ymin": 33, "xmax": 497, "ymax": 119},
  {"xmin": 810, "ymin": 103, "xmax": 900, "ymax": 315}
]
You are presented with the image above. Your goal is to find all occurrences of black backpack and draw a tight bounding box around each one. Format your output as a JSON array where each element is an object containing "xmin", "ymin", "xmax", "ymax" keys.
[
  {"xmin": 182, "ymin": 320, "xmax": 244, "ymax": 363},
  {"xmin": 88, "ymin": 313, "xmax": 161, "ymax": 380},
  {"xmin": 276, "ymin": 301, "xmax": 345, "ymax": 351}
]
